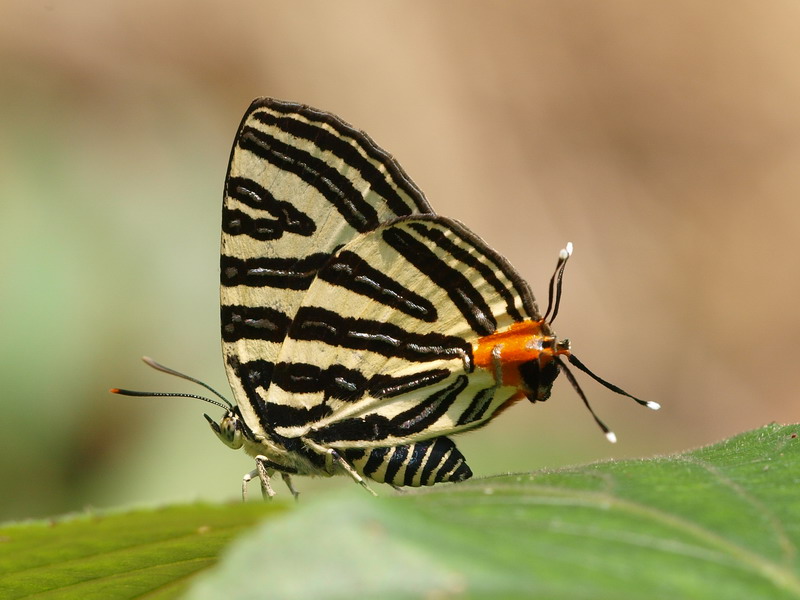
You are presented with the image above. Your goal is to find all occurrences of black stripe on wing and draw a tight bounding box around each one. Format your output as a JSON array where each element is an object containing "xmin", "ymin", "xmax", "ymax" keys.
[
  {"xmin": 409, "ymin": 221, "xmax": 528, "ymax": 322},
  {"xmin": 309, "ymin": 375, "xmax": 468, "ymax": 444},
  {"xmin": 223, "ymin": 177, "xmax": 316, "ymax": 241},
  {"xmin": 221, "ymin": 253, "xmax": 332, "ymax": 290},
  {"xmin": 267, "ymin": 401, "xmax": 334, "ymax": 431},
  {"xmin": 291, "ymin": 306, "xmax": 471, "ymax": 363},
  {"xmin": 250, "ymin": 109, "xmax": 428, "ymax": 218},
  {"xmin": 391, "ymin": 374, "xmax": 468, "ymax": 435},
  {"xmin": 270, "ymin": 363, "xmax": 450, "ymax": 401},
  {"xmin": 225, "ymin": 354, "xmax": 271, "ymax": 438},
  {"xmin": 270, "ymin": 361, "xmax": 368, "ymax": 401},
  {"xmin": 456, "ymin": 386, "xmax": 497, "ymax": 426},
  {"xmin": 238, "ymin": 126, "xmax": 379, "ymax": 233},
  {"xmin": 221, "ymin": 305, "xmax": 291, "ymax": 343},
  {"xmin": 227, "ymin": 355, "xmax": 329, "ymax": 471},
  {"xmin": 254, "ymin": 99, "xmax": 431, "ymax": 215},
  {"xmin": 230, "ymin": 357, "xmax": 275, "ymax": 393},
  {"xmin": 265, "ymin": 365, "xmax": 450, "ymax": 430},
  {"xmin": 368, "ymin": 369, "xmax": 452, "ymax": 398},
  {"xmin": 318, "ymin": 250, "xmax": 438, "ymax": 322},
  {"xmin": 382, "ymin": 227, "xmax": 497, "ymax": 336}
]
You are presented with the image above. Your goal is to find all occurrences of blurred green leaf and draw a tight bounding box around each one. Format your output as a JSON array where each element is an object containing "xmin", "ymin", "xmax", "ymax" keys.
[
  {"xmin": 0, "ymin": 503, "xmax": 281, "ymax": 600},
  {"xmin": 2, "ymin": 424, "xmax": 798, "ymax": 599},
  {"xmin": 189, "ymin": 424, "xmax": 800, "ymax": 600}
]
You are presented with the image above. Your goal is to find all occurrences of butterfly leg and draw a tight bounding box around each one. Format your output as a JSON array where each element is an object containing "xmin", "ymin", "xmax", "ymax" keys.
[
  {"xmin": 241, "ymin": 456, "xmax": 277, "ymax": 501},
  {"xmin": 491, "ymin": 344, "xmax": 504, "ymax": 385},
  {"xmin": 329, "ymin": 448, "xmax": 378, "ymax": 497},
  {"xmin": 458, "ymin": 348, "xmax": 473, "ymax": 373},
  {"xmin": 281, "ymin": 473, "xmax": 300, "ymax": 501},
  {"xmin": 302, "ymin": 438, "xmax": 378, "ymax": 497},
  {"xmin": 241, "ymin": 468, "xmax": 258, "ymax": 501},
  {"xmin": 256, "ymin": 456, "xmax": 277, "ymax": 499}
]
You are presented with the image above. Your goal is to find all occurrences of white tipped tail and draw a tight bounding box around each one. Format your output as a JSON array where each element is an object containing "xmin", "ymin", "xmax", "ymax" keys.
[
  {"xmin": 646, "ymin": 401, "xmax": 661, "ymax": 411},
  {"xmin": 605, "ymin": 431, "xmax": 618, "ymax": 444}
]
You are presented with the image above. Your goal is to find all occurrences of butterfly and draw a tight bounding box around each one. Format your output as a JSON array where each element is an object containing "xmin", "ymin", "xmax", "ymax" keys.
[{"xmin": 113, "ymin": 98, "xmax": 658, "ymax": 499}]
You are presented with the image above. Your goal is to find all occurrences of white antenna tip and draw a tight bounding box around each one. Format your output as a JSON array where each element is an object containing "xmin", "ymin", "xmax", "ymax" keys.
[
  {"xmin": 646, "ymin": 401, "xmax": 661, "ymax": 411},
  {"xmin": 566, "ymin": 241, "xmax": 573, "ymax": 255},
  {"xmin": 605, "ymin": 431, "xmax": 618, "ymax": 444}
]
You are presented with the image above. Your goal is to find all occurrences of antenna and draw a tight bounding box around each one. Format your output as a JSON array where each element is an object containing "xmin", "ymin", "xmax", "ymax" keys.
[
  {"xmin": 543, "ymin": 242, "xmax": 573, "ymax": 324},
  {"xmin": 110, "ymin": 356, "xmax": 234, "ymax": 411},
  {"xmin": 556, "ymin": 356, "xmax": 617, "ymax": 443},
  {"xmin": 567, "ymin": 354, "xmax": 660, "ymax": 410},
  {"xmin": 554, "ymin": 353, "xmax": 659, "ymax": 442}
]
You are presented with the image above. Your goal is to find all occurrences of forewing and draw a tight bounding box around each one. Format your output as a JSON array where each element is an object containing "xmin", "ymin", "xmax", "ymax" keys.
[
  {"xmin": 220, "ymin": 98, "xmax": 432, "ymax": 432},
  {"xmin": 265, "ymin": 215, "xmax": 541, "ymax": 446}
]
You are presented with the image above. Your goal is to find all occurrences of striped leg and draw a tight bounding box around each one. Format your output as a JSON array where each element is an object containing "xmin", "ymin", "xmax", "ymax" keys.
[{"xmin": 281, "ymin": 473, "xmax": 300, "ymax": 501}]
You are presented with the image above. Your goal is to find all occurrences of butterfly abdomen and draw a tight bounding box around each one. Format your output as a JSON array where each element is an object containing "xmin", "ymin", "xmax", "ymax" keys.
[{"xmin": 343, "ymin": 436, "xmax": 472, "ymax": 487}]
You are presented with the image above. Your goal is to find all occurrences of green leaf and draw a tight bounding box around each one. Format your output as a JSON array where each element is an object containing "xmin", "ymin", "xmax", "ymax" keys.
[
  {"xmin": 2, "ymin": 424, "xmax": 798, "ymax": 599},
  {"xmin": 0, "ymin": 503, "xmax": 282, "ymax": 599},
  {"xmin": 187, "ymin": 424, "xmax": 800, "ymax": 600}
]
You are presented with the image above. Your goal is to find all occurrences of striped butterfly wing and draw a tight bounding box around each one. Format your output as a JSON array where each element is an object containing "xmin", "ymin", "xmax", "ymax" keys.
[
  {"xmin": 221, "ymin": 98, "xmax": 432, "ymax": 437},
  {"xmin": 267, "ymin": 215, "xmax": 542, "ymax": 486}
]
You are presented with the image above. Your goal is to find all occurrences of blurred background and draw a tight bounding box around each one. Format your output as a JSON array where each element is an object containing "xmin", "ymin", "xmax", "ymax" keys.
[{"xmin": 1, "ymin": 1, "xmax": 799, "ymax": 522}]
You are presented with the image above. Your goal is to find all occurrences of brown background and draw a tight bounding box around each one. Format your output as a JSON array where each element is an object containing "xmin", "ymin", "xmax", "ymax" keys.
[{"xmin": 2, "ymin": 1, "xmax": 798, "ymax": 520}]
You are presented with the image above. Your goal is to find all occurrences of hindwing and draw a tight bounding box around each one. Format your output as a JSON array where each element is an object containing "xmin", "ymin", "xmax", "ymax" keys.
[{"xmin": 265, "ymin": 215, "xmax": 541, "ymax": 448}]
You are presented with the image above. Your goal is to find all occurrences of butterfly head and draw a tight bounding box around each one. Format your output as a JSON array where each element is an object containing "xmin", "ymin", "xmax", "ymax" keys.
[
  {"xmin": 204, "ymin": 410, "xmax": 245, "ymax": 450},
  {"xmin": 518, "ymin": 335, "xmax": 572, "ymax": 402}
]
